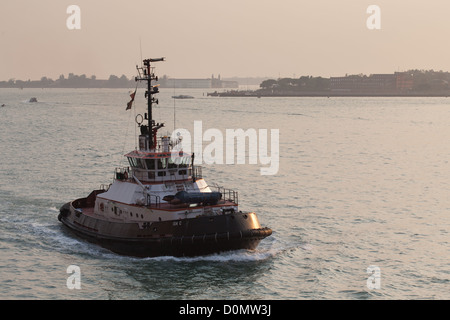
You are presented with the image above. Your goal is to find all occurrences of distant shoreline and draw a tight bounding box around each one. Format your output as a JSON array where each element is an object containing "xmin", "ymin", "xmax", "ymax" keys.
[
  {"xmin": 207, "ymin": 91, "xmax": 450, "ymax": 98},
  {"xmin": 1, "ymin": 87, "xmax": 449, "ymax": 98},
  {"xmin": 207, "ymin": 69, "xmax": 450, "ymax": 98}
]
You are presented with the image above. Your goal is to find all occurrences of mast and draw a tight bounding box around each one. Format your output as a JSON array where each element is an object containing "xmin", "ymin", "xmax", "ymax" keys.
[{"xmin": 135, "ymin": 57, "xmax": 165, "ymax": 150}]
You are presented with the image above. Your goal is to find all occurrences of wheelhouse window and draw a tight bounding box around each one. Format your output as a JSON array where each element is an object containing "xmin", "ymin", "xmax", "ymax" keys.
[
  {"xmin": 137, "ymin": 159, "xmax": 146, "ymax": 169},
  {"xmin": 157, "ymin": 158, "xmax": 167, "ymax": 169},
  {"xmin": 127, "ymin": 157, "xmax": 145, "ymax": 169},
  {"xmin": 175, "ymin": 155, "xmax": 191, "ymax": 168},
  {"xmin": 145, "ymin": 159, "xmax": 156, "ymax": 170},
  {"xmin": 168, "ymin": 157, "xmax": 178, "ymax": 169},
  {"xmin": 127, "ymin": 157, "xmax": 138, "ymax": 168}
]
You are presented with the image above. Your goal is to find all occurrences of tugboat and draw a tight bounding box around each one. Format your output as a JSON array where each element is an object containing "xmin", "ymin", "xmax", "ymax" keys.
[{"xmin": 58, "ymin": 58, "xmax": 272, "ymax": 257}]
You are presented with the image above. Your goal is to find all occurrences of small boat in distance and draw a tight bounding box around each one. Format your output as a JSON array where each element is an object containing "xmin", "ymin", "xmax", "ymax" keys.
[
  {"xmin": 58, "ymin": 57, "xmax": 272, "ymax": 257},
  {"xmin": 29, "ymin": 97, "xmax": 37, "ymax": 102},
  {"xmin": 172, "ymin": 95, "xmax": 194, "ymax": 99}
]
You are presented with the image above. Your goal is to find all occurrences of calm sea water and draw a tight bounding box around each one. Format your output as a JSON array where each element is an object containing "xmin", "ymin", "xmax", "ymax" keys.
[{"xmin": 0, "ymin": 88, "xmax": 449, "ymax": 300}]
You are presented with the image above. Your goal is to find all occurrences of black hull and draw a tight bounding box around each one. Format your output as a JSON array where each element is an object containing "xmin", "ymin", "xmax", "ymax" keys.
[{"xmin": 58, "ymin": 203, "xmax": 272, "ymax": 258}]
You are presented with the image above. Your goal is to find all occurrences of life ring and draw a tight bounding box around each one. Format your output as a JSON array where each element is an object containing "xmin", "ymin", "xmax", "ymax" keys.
[
  {"xmin": 99, "ymin": 202, "xmax": 105, "ymax": 212},
  {"xmin": 135, "ymin": 114, "xmax": 144, "ymax": 126}
]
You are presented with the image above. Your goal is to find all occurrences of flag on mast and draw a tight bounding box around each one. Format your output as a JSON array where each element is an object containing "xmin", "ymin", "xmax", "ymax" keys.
[{"xmin": 126, "ymin": 89, "xmax": 137, "ymax": 110}]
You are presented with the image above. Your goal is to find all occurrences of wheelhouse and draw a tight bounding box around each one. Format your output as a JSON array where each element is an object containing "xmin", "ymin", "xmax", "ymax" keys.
[{"xmin": 124, "ymin": 148, "xmax": 201, "ymax": 183}]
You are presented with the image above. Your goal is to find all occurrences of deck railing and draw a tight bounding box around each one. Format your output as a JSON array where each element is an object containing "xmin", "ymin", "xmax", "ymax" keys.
[
  {"xmin": 210, "ymin": 186, "xmax": 239, "ymax": 205},
  {"xmin": 146, "ymin": 193, "xmax": 161, "ymax": 207}
]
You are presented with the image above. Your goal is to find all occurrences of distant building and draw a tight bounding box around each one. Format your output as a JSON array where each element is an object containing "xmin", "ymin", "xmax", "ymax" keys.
[
  {"xmin": 329, "ymin": 75, "xmax": 364, "ymax": 92},
  {"xmin": 211, "ymin": 74, "xmax": 239, "ymax": 88},
  {"xmin": 163, "ymin": 78, "xmax": 212, "ymax": 88},
  {"xmin": 219, "ymin": 80, "xmax": 240, "ymax": 88},
  {"xmin": 160, "ymin": 74, "xmax": 238, "ymax": 89},
  {"xmin": 395, "ymin": 72, "xmax": 414, "ymax": 91},
  {"xmin": 330, "ymin": 72, "xmax": 413, "ymax": 93}
]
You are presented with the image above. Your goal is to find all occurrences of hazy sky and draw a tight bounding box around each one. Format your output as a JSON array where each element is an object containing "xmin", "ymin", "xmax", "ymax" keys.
[{"xmin": 1, "ymin": 0, "xmax": 450, "ymax": 80}]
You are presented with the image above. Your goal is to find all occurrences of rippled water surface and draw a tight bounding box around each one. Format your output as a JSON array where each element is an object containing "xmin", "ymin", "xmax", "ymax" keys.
[{"xmin": 1, "ymin": 88, "xmax": 449, "ymax": 299}]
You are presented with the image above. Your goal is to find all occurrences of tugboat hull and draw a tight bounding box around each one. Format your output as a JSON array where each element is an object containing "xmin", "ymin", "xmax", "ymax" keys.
[{"xmin": 59, "ymin": 202, "xmax": 272, "ymax": 257}]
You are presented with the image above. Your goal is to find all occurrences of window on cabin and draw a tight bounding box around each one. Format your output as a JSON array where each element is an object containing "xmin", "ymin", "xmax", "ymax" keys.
[
  {"xmin": 157, "ymin": 158, "xmax": 167, "ymax": 169},
  {"xmin": 176, "ymin": 156, "xmax": 191, "ymax": 168},
  {"xmin": 168, "ymin": 158, "xmax": 178, "ymax": 169},
  {"xmin": 145, "ymin": 159, "xmax": 156, "ymax": 170},
  {"xmin": 137, "ymin": 159, "xmax": 146, "ymax": 169},
  {"xmin": 127, "ymin": 157, "xmax": 138, "ymax": 168}
]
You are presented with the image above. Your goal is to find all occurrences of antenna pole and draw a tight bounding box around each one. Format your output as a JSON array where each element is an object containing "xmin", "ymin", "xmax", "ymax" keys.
[{"xmin": 135, "ymin": 57, "xmax": 165, "ymax": 150}]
